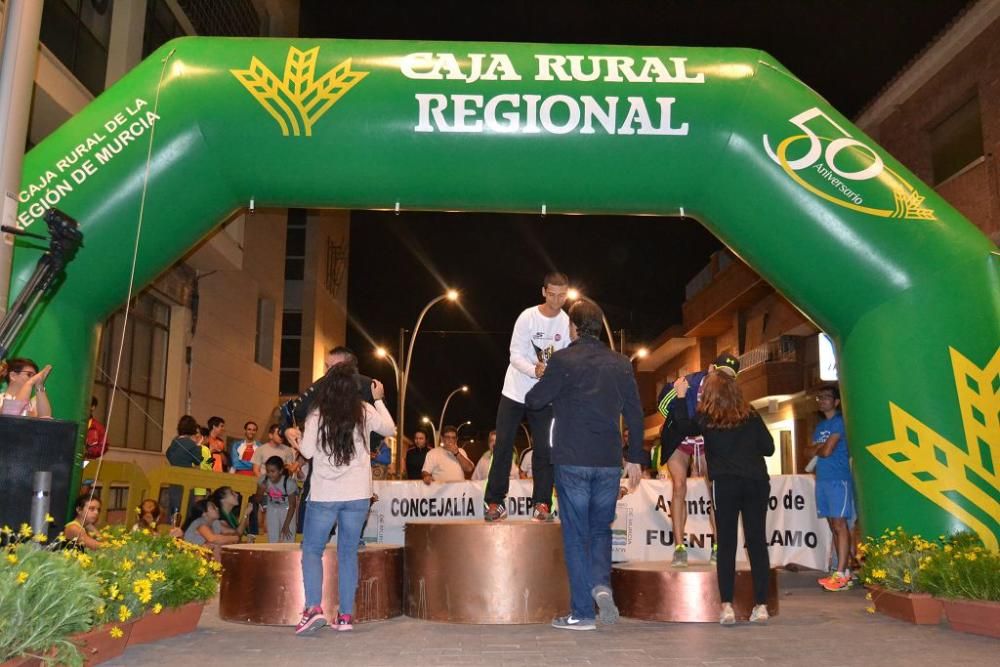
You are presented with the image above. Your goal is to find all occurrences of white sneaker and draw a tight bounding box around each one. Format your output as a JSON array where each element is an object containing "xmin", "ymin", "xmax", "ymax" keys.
[
  {"xmin": 749, "ymin": 604, "xmax": 769, "ymax": 624},
  {"xmin": 719, "ymin": 603, "xmax": 736, "ymax": 626}
]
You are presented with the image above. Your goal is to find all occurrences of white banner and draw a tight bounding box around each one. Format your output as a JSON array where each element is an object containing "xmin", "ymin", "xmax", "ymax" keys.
[{"xmin": 363, "ymin": 475, "xmax": 830, "ymax": 570}]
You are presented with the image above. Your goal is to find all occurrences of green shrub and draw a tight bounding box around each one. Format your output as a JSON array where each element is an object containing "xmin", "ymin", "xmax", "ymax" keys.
[
  {"xmin": 918, "ymin": 533, "xmax": 1000, "ymax": 601},
  {"xmin": 0, "ymin": 539, "xmax": 102, "ymax": 667},
  {"xmin": 1, "ymin": 520, "xmax": 222, "ymax": 665},
  {"xmin": 858, "ymin": 527, "xmax": 937, "ymax": 593},
  {"xmin": 91, "ymin": 525, "xmax": 221, "ymax": 621}
]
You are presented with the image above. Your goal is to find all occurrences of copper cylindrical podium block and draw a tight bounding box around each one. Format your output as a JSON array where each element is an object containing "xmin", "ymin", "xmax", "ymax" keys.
[
  {"xmin": 611, "ymin": 562, "xmax": 779, "ymax": 622},
  {"xmin": 405, "ymin": 520, "xmax": 569, "ymax": 624},
  {"xmin": 219, "ymin": 543, "xmax": 403, "ymax": 625}
]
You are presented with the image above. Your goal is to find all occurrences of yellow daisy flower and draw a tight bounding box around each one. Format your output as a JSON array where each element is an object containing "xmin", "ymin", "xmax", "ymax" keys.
[{"xmin": 109, "ymin": 626, "xmax": 124, "ymax": 639}]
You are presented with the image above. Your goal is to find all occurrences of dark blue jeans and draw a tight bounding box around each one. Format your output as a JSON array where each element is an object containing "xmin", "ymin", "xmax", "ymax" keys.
[{"xmin": 554, "ymin": 465, "xmax": 621, "ymax": 620}]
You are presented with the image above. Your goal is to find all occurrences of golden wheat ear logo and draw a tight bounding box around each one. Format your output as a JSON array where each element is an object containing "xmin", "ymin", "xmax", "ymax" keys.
[
  {"xmin": 868, "ymin": 346, "xmax": 1000, "ymax": 552},
  {"xmin": 231, "ymin": 46, "xmax": 368, "ymax": 136}
]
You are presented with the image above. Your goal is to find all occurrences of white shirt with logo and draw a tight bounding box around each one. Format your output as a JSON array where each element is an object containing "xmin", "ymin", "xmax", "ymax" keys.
[{"xmin": 501, "ymin": 306, "xmax": 570, "ymax": 403}]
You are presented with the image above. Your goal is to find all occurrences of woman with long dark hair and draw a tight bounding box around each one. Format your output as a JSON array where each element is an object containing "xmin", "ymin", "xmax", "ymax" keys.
[
  {"xmin": 294, "ymin": 361, "xmax": 394, "ymax": 635},
  {"xmin": 669, "ymin": 368, "xmax": 774, "ymax": 625}
]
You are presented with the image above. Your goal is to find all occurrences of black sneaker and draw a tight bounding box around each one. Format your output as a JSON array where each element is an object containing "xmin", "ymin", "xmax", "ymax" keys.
[{"xmin": 484, "ymin": 503, "xmax": 508, "ymax": 522}]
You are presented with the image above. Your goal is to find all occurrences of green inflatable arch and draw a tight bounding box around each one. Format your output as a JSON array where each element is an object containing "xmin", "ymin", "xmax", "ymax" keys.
[{"xmin": 13, "ymin": 38, "xmax": 1000, "ymax": 549}]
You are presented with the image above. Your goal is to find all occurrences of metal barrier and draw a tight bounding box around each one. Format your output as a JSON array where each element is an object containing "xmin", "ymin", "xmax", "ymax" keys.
[
  {"xmin": 91, "ymin": 460, "xmax": 150, "ymax": 526},
  {"xmin": 92, "ymin": 463, "xmax": 258, "ymax": 528},
  {"xmin": 146, "ymin": 466, "xmax": 258, "ymax": 527}
]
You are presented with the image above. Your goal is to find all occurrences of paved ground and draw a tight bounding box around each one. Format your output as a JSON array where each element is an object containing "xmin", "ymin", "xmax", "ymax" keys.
[{"xmin": 106, "ymin": 573, "xmax": 997, "ymax": 666}]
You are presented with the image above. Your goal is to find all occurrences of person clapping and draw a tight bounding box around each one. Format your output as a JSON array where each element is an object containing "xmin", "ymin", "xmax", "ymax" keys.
[{"xmin": 0, "ymin": 358, "xmax": 52, "ymax": 418}]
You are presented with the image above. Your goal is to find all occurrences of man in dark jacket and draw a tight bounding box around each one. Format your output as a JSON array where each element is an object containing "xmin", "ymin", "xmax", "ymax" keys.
[{"xmin": 525, "ymin": 301, "xmax": 646, "ymax": 631}]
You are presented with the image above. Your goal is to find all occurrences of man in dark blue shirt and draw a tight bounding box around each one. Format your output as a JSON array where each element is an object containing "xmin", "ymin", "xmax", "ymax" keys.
[{"xmin": 525, "ymin": 301, "xmax": 646, "ymax": 631}]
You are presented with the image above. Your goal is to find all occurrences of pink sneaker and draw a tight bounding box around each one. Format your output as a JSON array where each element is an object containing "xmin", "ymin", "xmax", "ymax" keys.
[
  {"xmin": 295, "ymin": 606, "xmax": 326, "ymax": 635},
  {"xmin": 335, "ymin": 613, "xmax": 353, "ymax": 631}
]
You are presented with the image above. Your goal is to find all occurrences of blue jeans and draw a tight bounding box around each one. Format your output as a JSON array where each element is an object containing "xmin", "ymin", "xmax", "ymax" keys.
[
  {"xmin": 554, "ymin": 465, "xmax": 621, "ymax": 620},
  {"xmin": 301, "ymin": 498, "xmax": 369, "ymax": 614}
]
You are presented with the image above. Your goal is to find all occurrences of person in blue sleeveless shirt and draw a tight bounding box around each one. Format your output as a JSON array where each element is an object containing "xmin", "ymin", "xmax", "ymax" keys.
[{"xmin": 806, "ymin": 385, "xmax": 855, "ymax": 592}]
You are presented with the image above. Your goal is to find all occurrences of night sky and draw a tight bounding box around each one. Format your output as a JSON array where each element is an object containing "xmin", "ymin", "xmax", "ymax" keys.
[{"xmin": 299, "ymin": 0, "xmax": 971, "ymax": 449}]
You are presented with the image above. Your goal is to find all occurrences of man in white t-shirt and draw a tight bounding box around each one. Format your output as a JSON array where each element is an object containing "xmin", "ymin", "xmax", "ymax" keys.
[
  {"xmin": 485, "ymin": 272, "xmax": 570, "ymax": 522},
  {"xmin": 422, "ymin": 425, "xmax": 475, "ymax": 483},
  {"xmin": 472, "ymin": 430, "xmax": 518, "ymax": 481}
]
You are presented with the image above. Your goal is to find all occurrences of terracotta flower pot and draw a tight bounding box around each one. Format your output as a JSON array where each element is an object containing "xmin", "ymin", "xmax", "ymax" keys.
[
  {"xmin": 941, "ymin": 598, "xmax": 1000, "ymax": 638},
  {"xmin": 127, "ymin": 602, "xmax": 205, "ymax": 647},
  {"xmin": 72, "ymin": 622, "xmax": 132, "ymax": 666},
  {"xmin": 866, "ymin": 585, "xmax": 943, "ymax": 624}
]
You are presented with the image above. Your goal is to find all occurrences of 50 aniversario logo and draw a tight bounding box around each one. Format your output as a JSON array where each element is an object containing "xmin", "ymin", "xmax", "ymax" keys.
[{"xmin": 763, "ymin": 107, "xmax": 935, "ymax": 221}]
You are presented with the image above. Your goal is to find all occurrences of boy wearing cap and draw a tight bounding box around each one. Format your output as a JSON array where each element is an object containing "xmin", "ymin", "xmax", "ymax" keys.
[{"xmin": 656, "ymin": 353, "xmax": 741, "ymax": 566}]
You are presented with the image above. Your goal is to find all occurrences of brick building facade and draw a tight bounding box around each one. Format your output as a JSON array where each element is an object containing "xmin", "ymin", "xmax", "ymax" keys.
[{"xmin": 637, "ymin": 0, "xmax": 1000, "ymax": 475}]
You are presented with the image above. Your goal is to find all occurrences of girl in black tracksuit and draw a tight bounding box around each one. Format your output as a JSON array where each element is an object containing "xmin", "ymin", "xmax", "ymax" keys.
[{"xmin": 668, "ymin": 369, "xmax": 775, "ymax": 624}]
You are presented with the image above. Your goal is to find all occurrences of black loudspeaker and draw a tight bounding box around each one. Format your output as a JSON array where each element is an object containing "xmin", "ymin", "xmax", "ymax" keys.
[{"xmin": 0, "ymin": 415, "xmax": 79, "ymax": 539}]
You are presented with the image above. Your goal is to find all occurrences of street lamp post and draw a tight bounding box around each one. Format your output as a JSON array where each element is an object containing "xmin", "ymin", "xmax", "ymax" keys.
[
  {"xmin": 630, "ymin": 347, "xmax": 649, "ymax": 362},
  {"xmin": 567, "ymin": 289, "xmax": 615, "ymax": 351},
  {"xmin": 394, "ymin": 290, "xmax": 459, "ymax": 475},
  {"xmin": 456, "ymin": 420, "xmax": 473, "ymax": 438},
  {"xmin": 437, "ymin": 385, "xmax": 469, "ymax": 445},
  {"xmin": 420, "ymin": 417, "xmax": 438, "ymax": 446},
  {"xmin": 375, "ymin": 347, "xmax": 401, "ymax": 392},
  {"xmin": 518, "ymin": 422, "xmax": 533, "ymax": 449}
]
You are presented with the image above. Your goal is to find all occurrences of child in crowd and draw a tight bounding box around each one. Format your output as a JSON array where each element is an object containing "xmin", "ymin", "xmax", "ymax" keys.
[
  {"xmin": 195, "ymin": 427, "xmax": 214, "ymax": 471},
  {"xmin": 183, "ymin": 499, "xmax": 240, "ymax": 559},
  {"xmin": 65, "ymin": 495, "xmax": 103, "ymax": 549},
  {"xmin": 132, "ymin": 498, "xmax": 183, "ymax": 538},
  {"xmin": 209, "ymin": 486, "xmax": 251, "ymax": 539},
  {"xmin": 259, "ymin": 456, "xmax": 299, "ymax": 543}
]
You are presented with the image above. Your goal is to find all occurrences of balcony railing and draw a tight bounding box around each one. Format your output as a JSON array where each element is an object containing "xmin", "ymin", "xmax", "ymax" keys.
[{"xmin": 738, "ymin": 336, "xmax": 798, "ymax": 371}]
